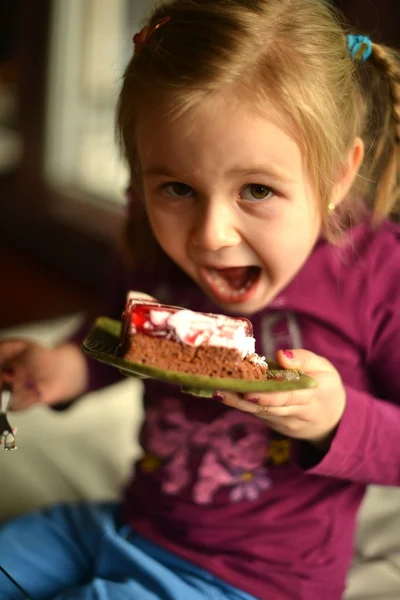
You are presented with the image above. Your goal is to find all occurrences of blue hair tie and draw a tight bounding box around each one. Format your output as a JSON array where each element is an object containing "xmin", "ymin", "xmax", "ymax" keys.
[{"xmin": 347, "ymin": 34, "xmax": 372, "ymax": 61}]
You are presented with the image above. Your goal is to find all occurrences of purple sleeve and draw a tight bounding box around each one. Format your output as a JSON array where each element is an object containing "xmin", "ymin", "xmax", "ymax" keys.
[
  {"xmin": 307, "ymin": 224, "xmax": 400, "ymax": 486},
  {"xmin": 306, "ymin": 387, "xmax": 400, "ymax": 484}
]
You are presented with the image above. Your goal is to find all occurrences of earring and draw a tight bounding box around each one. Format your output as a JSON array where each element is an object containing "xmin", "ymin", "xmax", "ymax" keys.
[{"xmin": 328, "ymin": 202, "xmax": 335, "ymax": 212}]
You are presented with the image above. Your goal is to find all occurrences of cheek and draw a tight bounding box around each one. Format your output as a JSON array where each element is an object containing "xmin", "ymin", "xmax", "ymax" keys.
[
  {"xmin": 252, "ymin": 210, "xmax": 318, "ymax": 271},
  {"xmin": 145, "ymin": 200, "xmax": 170, "ymax": 236},
  {"xmin": 146, "ymin": 206, "xmax": 188, "ymax": 260},
  {"xmin": 146, "ymin": 208, "xmax": 164, "ymax": 237}
]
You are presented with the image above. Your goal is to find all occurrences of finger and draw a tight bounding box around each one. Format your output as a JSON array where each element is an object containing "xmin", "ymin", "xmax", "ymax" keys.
[
  {"xmin": 214, "ymin": 391, "xmax": 278, "ymax": 416},
  {"xmin": 276, "ymin": 348, "xmax": 337, "ymax": 374},
  {"xmin": 256, "ymin": 404, "xmax": 311, "ymax": 418},
  {"xmin": 1, "ymin": 363, "xmax": 42, "ymax": 411},
  {"xmin": 0, "ymin": 339, "xmax": 28, "ymax": 369},
  {"xmin": 214, "ymin": 391, "xmax": 260, "ymax": 413},
  {"xmin": 215, "ymin": 391, "xmax": 311, "ymax": 421},
  {"xmin": 9, "ymin": 383, "xmax": 41, "ymax": 411},
  {"xmin": 1, "ymin": 366, "xmax": 15, "ymax": 381},
  {"xmin": 244, "ymin": 388, "xmax": 312, "ymax": 407}
]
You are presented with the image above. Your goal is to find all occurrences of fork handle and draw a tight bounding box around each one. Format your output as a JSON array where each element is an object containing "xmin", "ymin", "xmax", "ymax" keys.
[{"xmin": 0, "ymin": 412, "xmax": 13, "ymax": 436}]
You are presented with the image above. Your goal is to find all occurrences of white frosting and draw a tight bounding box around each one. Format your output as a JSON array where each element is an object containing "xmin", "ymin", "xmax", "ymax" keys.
[
  {"xmin": 149, "ymin": 309, "xmax": 255, "ymax": 358},
  {"xmin": 150, "ymin": 310, "xmax": 173, "ymax": 326}
]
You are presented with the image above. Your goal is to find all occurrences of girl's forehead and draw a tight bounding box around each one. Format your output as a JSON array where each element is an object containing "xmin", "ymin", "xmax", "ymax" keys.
[
  {"xmin": 136, "ymin": 92, "xmax": 304, "ymax": 184},
  {"xmin": 136, "ymin": 86, "xmax": 300, "ymax": 146}
]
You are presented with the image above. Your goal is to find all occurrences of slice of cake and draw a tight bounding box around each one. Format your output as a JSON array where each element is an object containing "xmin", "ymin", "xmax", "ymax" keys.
[{"xmin": 118, "ymin": 294, "xmax": 268, "ymax": 379}]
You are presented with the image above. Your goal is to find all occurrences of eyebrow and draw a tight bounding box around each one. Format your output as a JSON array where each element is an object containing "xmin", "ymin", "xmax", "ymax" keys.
[
  {"xmin": 143, "ymin": 167, "xmax": 185, "ymax": 178},
  {"xmin": 229, "ymin": 166, "xmax": 295, "ymax": 182},
  {"xmin": 143, "ymin": 164, "xmax": 295, "ymax": 183}
]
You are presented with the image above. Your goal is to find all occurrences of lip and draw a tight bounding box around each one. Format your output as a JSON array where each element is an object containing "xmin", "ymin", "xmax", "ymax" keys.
[
  {"xmin": 198, "ymin": 265, "xmax": 261, "ymax": 305},
  {"xmin": 200, "ymin": 263, "xmax": 256, "ymax": 270}
]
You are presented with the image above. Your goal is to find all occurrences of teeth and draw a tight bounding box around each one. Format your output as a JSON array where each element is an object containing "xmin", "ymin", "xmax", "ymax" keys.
[{"xmin": 203, "ymin": 268, "xmax": 255, "ymax": 298}]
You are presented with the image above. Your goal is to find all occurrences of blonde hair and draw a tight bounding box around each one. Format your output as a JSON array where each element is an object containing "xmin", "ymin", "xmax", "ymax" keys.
[{"xmin": 116, "ymin": 0, "xmax": 400, "ymax": 263}]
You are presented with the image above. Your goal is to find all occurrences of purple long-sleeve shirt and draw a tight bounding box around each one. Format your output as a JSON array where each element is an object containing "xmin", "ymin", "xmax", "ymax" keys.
[{"xmin": 74, "ymin": 218, "xmax": 400, "ymax": 600}]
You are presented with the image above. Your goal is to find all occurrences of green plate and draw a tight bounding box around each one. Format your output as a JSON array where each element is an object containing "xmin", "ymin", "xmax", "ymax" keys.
[{"xmin": 82, "ymin": 317, "xmax": 317, "ymax": 398}]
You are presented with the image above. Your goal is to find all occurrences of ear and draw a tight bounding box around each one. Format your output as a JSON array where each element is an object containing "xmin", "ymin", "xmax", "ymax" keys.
[{"xmin": 330, "ymin": 137, "xmax": 365, "ymax": 208}]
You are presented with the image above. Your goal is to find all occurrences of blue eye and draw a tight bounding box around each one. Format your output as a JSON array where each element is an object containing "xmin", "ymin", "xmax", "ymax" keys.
[
  {"xmin": 164, "ymin": 182, "xmax": 195, "ymax": 198},
  {"xmin": 241, "ymin": 184, "xmax": 273, "ymax": 201}
]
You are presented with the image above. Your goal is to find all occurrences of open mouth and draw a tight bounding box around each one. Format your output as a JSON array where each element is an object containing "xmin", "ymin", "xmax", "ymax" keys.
[{"xmin": 200, "ymin": 265, "xmax": 261, "ymax": 303}]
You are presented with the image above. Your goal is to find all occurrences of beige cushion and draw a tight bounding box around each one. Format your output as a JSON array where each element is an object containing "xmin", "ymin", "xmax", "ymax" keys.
[
  {"xmin": 345, "ymin": 486, "xmax": 400, "ymax": 600},
  {"xmin": 0, "ymin": 316, "xmax": 143, "ymax": 519},
  {"xmin": 1, "ymin": 316, "xmax": 399, "ymax": 599}
]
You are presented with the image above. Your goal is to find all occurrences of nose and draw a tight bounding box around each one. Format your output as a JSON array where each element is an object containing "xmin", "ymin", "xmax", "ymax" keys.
[{"xmin": 190, "ymin": 199, "xmax": 241, "ymax": 252}]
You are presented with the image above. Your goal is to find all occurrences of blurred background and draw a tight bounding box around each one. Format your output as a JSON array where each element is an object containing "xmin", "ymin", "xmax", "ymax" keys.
[
  {"xmin": 0, "ymin": 0, "xmax": 399, "ymax": 330},
  {"xmin": 0, "ymin": 0, "xmax": 151, "ymax": 329},
  {"xmin": 1, "ymin": 5, "xmax": 400, "ymax": 597}
]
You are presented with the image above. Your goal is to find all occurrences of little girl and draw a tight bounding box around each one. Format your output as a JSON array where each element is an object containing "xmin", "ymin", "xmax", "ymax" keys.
[{"xmin": 1, "ymin": 1, "xmax": 400, "ymax": 599}]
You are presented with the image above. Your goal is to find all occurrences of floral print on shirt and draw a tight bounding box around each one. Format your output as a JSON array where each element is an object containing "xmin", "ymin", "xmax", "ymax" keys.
[{"xmin": 139, "ymin": 397, "xmax": 272, "ymax": 504}]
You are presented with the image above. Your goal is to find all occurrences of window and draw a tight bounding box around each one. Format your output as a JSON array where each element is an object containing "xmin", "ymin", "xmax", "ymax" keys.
[{"xmin": 44, "ymin": 0, "xmax": 152, "ymax": 210}]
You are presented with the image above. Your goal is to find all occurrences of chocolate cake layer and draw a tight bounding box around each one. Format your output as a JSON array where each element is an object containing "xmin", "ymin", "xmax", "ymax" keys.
[{"xmin": 124, "ymin": 333, "xmax": 267, "ymax": 379}]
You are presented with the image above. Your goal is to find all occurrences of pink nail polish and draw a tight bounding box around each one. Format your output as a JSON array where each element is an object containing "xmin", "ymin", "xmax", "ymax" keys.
[
  {"xmin": 247, "ymin": 396, "xmax": 260, "ymax": 404},
  {"xmin": 25, "ymin": 379, "xmax": 39, "ymax": 393},
  {"xmin": 283, "ymin": 350, "xmax": 294, "ymax": 360},
  {"xmin": 212, "ymin": 392, "xmax": 225, "ymax": 402}
]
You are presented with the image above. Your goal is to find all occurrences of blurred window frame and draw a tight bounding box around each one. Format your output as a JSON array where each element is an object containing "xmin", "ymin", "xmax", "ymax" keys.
[{"xmin": 43, "ymin": 0, "xmax": 151, "ymax": 242}]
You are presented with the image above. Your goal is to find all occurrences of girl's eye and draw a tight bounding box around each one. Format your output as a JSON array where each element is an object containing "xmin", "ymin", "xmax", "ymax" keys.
[
  {"xmin": 241, "ymin": 184, "xmax": 273, "ymax": 202},
  {"xmin": 163, "ymin": 182, "xmax": 195, "ymax": 198}
]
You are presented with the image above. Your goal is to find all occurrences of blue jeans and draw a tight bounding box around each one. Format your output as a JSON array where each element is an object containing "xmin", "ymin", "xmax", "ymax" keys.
[{"xmin": 0, "ymin": 502, "xmax": 258, "ymax": 600}]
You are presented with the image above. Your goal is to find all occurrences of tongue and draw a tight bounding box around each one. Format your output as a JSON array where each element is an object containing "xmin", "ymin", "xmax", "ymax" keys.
[{"xmin": 217, "ymin": 267, "xmax": 252, "ymax": 290}]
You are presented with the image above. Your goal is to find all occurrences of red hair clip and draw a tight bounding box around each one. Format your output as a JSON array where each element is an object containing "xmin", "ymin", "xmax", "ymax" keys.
[{"xmin": 133, "ymin": 16, "xmax": 171, "ymax": 55}]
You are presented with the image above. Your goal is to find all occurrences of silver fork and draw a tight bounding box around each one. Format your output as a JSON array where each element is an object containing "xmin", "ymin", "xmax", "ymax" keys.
[{"xmin": 0, "ymin": 382, "xmax": 17, "ymax": 450}]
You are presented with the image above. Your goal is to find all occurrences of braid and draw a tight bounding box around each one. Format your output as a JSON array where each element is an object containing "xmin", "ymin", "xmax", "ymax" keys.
[
  {"xmin": 372, "ymin": 44, "xmax": 400, "ymax": 142},
  {"xmin": 360, "ymin": 42, "xmax": 400, "ymax": 220}
]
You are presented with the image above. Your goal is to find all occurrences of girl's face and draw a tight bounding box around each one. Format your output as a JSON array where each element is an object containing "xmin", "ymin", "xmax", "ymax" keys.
[{"xmin": 137, "ymin": 94, "xmax": 322, "ymax": 315}]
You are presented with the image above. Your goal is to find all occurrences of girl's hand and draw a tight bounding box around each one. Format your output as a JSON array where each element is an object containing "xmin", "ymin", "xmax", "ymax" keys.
[
  {"xmin": 0, "ymin": 340, "xmax": 89, "ymax": 411},
  {"xmin": 215, "ymin": 349, "xmax": 346, "ymax": 449}
]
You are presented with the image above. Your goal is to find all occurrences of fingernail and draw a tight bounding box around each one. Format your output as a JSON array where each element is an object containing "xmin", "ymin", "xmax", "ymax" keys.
[
  {"xmin": 3, "ymin": 368, "xmax": 15, "ymax": 376},
  {"xmin": 283, "ymin": 350, "xmax": 294, "ymax": 360},
  {"xmin": 247, "ymin": 396, "xmax": 260, "ymax": 404},
  {"xmin": 25, "ymin": 379, "xmax": 39, "ymax": 392},
  {"xmin": 212, "ymin": 392, "xmax": 225, "ymax": 402}
]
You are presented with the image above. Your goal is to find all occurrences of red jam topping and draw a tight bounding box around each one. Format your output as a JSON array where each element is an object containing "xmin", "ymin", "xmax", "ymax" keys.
[{"xmin": 129, "ymin": 303, "xmax": 178, "ymax": 339}]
